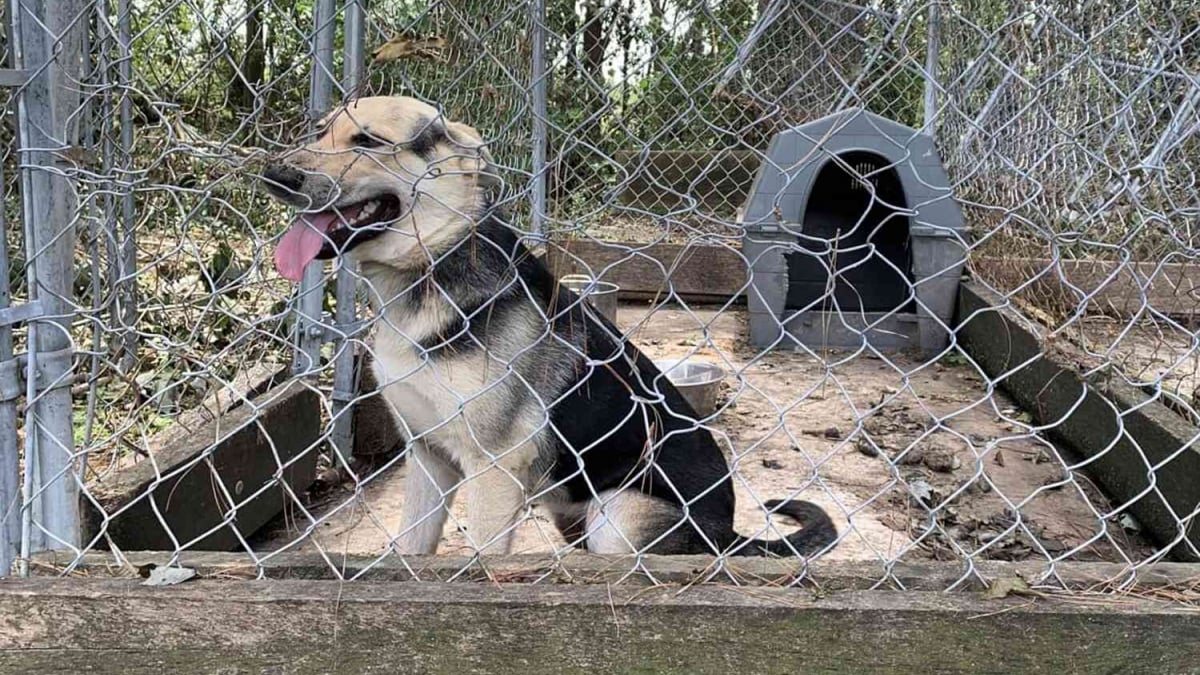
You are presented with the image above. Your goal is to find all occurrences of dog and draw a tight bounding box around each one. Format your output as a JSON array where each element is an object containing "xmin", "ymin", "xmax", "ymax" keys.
[{"xmin": 260, "ymin": 95, "xmax": 837, "ymax": 556}]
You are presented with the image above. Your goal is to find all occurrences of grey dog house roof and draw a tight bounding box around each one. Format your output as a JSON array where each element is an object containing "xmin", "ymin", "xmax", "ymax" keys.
[{"xmin": 740, "ymin": 108, "xmax": 965, "ymax": 237}]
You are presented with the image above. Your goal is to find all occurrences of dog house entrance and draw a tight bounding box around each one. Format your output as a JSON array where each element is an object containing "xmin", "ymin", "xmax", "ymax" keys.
[{"xmin": 785, "ymin": 151, "xmax": 914, "ymax": 314}]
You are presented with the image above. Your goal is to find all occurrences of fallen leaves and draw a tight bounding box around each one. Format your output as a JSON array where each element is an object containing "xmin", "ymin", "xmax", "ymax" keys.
[
  {"xmin": 372, "ymin": 35, "xmax": 447, "ymax": 64},
  {"xmin": 982, "ymin": 576, "xmax": 1037, "ymax": 600}
]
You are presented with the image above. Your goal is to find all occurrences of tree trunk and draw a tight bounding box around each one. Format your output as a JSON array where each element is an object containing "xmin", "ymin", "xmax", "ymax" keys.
[
  {"xmin": 233, "ymin": 2, "xmax": 265, "ymax": 111},
  {"xmin": 582, "ymin": 0, "xmax": 606, "ymax": 84}
]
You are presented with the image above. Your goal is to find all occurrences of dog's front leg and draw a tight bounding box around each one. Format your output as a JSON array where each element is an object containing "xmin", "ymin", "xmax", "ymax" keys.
[
  {"xmin": 395, "ymin": 440, "xmax": 461, "ymax": 555},
  {"xmin": 461, "ymin": 461, "xmax": 529, "ymax": 555}
]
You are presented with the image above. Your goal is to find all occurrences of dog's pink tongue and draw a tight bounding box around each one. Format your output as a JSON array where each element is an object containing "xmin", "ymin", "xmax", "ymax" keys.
[{"xmin": 275, "ymin": 212, "xmax": 337, "ymax": 282}]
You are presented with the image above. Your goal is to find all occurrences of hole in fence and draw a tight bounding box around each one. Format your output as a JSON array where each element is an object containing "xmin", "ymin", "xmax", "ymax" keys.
[{"xmin": 785, "ymin": 150, "xmax": 913, "ymax": 314}]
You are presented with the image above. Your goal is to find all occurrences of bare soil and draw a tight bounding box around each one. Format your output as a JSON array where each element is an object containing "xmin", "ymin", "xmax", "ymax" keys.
[{"xmin": 256, "ymin": 304, "xmax": 1156, "ymax": 564}]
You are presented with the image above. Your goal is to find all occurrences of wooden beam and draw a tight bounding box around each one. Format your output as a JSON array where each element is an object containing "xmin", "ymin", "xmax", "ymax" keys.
[
  {"xmin": 541, "ymin": 237, "xmax": 1200, "ymax": 321},
  {"xmin": 0, "ymin": 577, "xmax": 1196, "ymax": 674},
  {"xmin": 970, "ymin": 257, "xmax": 1200, "ymax": 319},
  {"xmin": 31, "ymin": 550, "xmax": 1200, "ymax": 592},
  {"xmin": 544, "ymin": 239, "xmax": 748, "ymax": 303},
  {"xmin": 957, "ymin": 281, "xmax": 1200, "ymax": 560},
  {"xmin": 149, "ymin": 363, "xmax": 286, "ymax": 451},
  {"xmin": 80, "ymin": 380, "xmax": 321, "ymax": 552}
]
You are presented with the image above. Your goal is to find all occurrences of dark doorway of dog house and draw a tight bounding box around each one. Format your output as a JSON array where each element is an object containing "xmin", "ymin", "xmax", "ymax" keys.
[{"xmin": 784, "ymin": 150, "xmax": 915, "ymax": 316}]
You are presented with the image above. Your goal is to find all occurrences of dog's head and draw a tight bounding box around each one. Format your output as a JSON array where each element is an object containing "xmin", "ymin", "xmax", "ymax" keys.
[{"xmin": 260, "ymin": 96, "xmax": 496, "ymax": 281}]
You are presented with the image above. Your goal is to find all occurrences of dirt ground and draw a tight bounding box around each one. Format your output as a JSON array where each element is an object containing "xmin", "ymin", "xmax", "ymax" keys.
[{"xmin": 255, "ymin": 303, "xmax": 1155, "ymax": 564}]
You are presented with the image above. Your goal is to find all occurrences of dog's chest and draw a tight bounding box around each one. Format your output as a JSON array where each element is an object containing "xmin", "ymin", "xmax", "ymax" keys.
[{"xmin": 369, "ymin": 322, "xmax": 516, "ymax": 443}]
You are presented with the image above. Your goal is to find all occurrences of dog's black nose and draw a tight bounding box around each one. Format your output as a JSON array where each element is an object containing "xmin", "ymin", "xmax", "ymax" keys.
[{"xmin": 262, "ymin": 164, "xmax": 305, "ymax": 194}]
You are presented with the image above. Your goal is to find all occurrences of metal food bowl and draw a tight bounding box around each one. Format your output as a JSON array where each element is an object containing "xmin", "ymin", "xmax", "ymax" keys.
[
  {"xmin": 560, "ymin": 274, "xmax": 620, "ymax": 323},
  {"xmin": 654, "ymin": 359, "xmax": 727, "ymax": 418}
]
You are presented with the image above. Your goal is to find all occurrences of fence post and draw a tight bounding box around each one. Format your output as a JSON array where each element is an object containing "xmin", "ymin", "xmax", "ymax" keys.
[
  {"xmin": 294, "ymin": 0, "xmax": 337, "ymax": 375},
  {"xmin": 11, "ymin": 0, "xmax": 83, "ymax": 556},
  {"xmin": 328, "ymin": 0, "xmax": 366, "ymax": 465},
  {"xmin": 530, "ymin": 0, "xmax": 548, "ymax": 235},
  {"xmin": 922, "ymin": 0, "xmax": 941, "ymax": 135},
  {"xmin": 0, "ymin": 161, "xmax": 18, "ymax": 577},
  {"xmin": 115, "ymin": 0, "xmax": 136, "ymax": 374}
]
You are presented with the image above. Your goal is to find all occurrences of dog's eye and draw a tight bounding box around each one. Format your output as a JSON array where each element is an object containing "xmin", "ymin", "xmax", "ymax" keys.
[{"xmin": 351, "ymin": 132, "xmax": 389, "ymax": 149}]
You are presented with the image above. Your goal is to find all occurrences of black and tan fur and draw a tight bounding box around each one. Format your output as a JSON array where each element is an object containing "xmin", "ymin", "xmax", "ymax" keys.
[{"xmin": 260, "ymin": 96, "xmax": 837, "ymax": 556}]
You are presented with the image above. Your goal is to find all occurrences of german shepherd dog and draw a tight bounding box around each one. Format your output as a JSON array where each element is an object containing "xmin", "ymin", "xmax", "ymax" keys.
[{"xmin": 261, "ymin": 96, "xmax": 836, "ymax": 556}]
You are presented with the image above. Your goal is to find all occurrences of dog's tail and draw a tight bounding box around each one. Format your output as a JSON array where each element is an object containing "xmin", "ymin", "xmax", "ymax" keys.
[{"xmin": 730, "ymin": 499, "xmax": 837, "ymax": 557}]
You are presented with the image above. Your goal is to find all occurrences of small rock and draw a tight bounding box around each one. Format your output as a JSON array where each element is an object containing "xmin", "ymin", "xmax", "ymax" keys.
[
  {"xmin": 823, "ymin": 426, "xmax": 841, "ymax": 439},
  {"xmin": 1034, "ymin": 449, "xmax": 1051, "ymax": 464},
  {"xmin": 924, "ymin": 450, "xmax": 961, "ymax": 473},
  {"xmin": 898, "ymin": 447, "xmax": 927, "ymax": 465},
  {"xmin": 1040, "ymin": 538, "xmax": 1069, "ymax": 554},
  {"xmin": 993, "ymin": 449, "xmax": 1006, "ymax": 467},
  {"xmin": 856, "ymin": 439, "xmax": 880, "ymax": 457},
  {"xmin": 761, "ymin": 459, "xmax": 785, "ymax": 470},
  {"xmin": 970, "ymin": 479, "xmax": 993, "ymax": 494}
]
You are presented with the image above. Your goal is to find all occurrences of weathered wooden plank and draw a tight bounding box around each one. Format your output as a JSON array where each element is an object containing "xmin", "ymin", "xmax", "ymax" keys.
[
  {"xmin": 149, "ymin": 362, "xmax": 286, "ymax": 451},
  {"xmin": 0, "ymin": 577, "xmax": 1196, "ymax": 674},
  {"xmin": 541, "ymin": 238, "xmax": 1200, "ymax": 320},
  {"xmin": 80, "ymin": 380, "xmax": 321, "ymax": 552},
  {"xmin": 544, "ymin": 239, "xmax": 748, "ymax": 302},
  {"xmin": 30, "ymin": 549, "xmax": 1200, "ymax": 593},
  {"xmin": 971, "ymin": 256, "xmax": 1200, "ymax": 319},
  {"xmin": 957, "ymin": 281, "xmax": 1200, "ymax": 561}
]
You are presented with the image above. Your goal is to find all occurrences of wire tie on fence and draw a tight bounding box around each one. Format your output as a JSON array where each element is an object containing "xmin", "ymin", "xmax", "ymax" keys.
[{"xmin": 322, "ymin": 320, "xmax": 368, "ymax": 343}]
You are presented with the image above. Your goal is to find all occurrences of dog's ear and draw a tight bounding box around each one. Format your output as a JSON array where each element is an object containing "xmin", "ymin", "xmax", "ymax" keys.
[{"xmin": 445, "ymin": 121, "xmax": 499, "ymax": 189}]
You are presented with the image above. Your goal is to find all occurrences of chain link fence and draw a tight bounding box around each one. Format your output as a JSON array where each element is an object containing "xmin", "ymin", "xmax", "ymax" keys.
[{"xmin": 0, "ymin": 0, "xmax": 1196, "ymax": 589}]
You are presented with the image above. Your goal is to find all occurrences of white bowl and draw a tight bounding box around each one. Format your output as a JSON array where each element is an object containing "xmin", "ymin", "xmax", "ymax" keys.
[
  {"xmin": 653, "ymin": 359, "xmax": 726, "ymax": 417},
  {"xmin": 559, "ymin": 274, "xmax": 620, "ymax": 323}
]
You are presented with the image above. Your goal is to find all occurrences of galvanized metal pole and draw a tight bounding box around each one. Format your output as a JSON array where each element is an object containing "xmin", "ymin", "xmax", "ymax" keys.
[
  {"xmin": 0, "ymin": 159, "xmax": 18, "ymax": 577},
  {"xmin": 530, "ymin": 0, "xmax": 548, "ymax": 235},
  {"xmin": 328, "ymin": 0, "xmax": 366, "ymax": 465},
  {"xmin": 0, "ymin": 0, "xmax": 20, "ymax": 579},
  {"xmin": 294, "ymin": 0, "xmax": 337, "ymax": 375},
  {"xmin": 117, "ymin": 0, "xmax": 136, "ymax": 374},
  {"xmin": 82, "ymin": 0, "xmax": 114, "ymax": 451},
  {"xmin": 922, "ymin": 0, "xmax": 941, "ymax": 135},
  {"xmin": 12, "ymin": 0, "xmax": 82, "ymax": 553}
]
